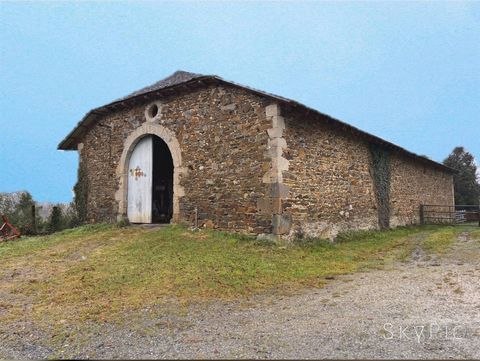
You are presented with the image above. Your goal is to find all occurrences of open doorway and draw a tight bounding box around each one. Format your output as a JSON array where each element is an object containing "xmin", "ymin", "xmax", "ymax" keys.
[{"xmin": 152, "ymin": 135, "xmax": 174, "ymax": 223}]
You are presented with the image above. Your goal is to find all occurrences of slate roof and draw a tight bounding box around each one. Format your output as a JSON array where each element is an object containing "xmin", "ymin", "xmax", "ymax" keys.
[
  {"xmin": 58, "ymin": 70, "xmax": 454, "ymax": 173},
  {"xmin": 116, "ymin": 71, "xmax": 205, "ymax": 101}
]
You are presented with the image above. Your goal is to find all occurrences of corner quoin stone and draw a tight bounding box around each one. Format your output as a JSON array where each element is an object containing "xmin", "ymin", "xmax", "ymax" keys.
[
  {"xmin": 272, "ymin": 214, "xmax": 292, "ymax": 235},
  {"xmin": 270, "ymin": 183, "xmax": 290, "ymax": 199},
  {"xmin": 262, "ymin": 103, "xmax": 292, "ymax": 237}
]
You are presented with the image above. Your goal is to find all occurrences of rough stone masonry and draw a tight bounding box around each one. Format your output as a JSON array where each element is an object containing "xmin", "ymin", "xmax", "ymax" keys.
[{"xmin": 59, "ymin": 71, "xmax": 455, "ymax": 241}]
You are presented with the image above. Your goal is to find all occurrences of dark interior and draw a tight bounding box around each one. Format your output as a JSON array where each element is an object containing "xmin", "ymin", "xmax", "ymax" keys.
[{"xmin": 152, "ymin": 136, "xmax": 174, "ymax": 223}]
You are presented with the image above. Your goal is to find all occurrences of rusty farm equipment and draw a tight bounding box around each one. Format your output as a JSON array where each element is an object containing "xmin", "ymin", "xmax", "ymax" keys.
[{"xmin": 0, "ymin": 214, "xmax": 21, "ymax": 241}]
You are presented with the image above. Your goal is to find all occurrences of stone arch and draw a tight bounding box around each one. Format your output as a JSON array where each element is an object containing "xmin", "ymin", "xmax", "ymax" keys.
[{"xmin": 115, "ymin": 123, "xmax": 186, "ymax": 223}]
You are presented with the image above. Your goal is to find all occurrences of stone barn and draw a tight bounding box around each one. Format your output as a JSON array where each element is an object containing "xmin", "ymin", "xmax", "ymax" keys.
[{"xmin": 58, "ymin": 71, "xmax": 455, "ymax": 240}]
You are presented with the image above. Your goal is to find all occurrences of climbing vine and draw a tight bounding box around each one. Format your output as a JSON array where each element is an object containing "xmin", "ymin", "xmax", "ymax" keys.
[
  {"xmin": 73, "ymin": 161, "xmax": 88, "ymax": 224},
  {"xmin": 369, "ymin": 143, "xmax": 391, "ymax": 229}
]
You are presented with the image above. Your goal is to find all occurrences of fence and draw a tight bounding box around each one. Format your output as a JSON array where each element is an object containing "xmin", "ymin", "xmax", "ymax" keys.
[{"xmin": 420, "ymin": 204, "xmax": 480, "ymax": 226}]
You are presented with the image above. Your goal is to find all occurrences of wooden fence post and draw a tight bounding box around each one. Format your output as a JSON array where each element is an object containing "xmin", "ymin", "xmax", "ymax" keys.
[
  {"xmin": 420, "ymin": 204, "xmax": 424, "ymax": 225},
  {"xmin": 31, "ymin": 204, "xmax": 37, "ymax": 235}
]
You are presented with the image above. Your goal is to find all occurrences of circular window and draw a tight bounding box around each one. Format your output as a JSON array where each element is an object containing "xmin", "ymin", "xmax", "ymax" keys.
[
  {"xmin": 145, "ymin": 102, "xmax": 162, "ymax": 122},
  {"xmin": 149, "ymin": 104, "xmax": 158, "ymax": 118}
]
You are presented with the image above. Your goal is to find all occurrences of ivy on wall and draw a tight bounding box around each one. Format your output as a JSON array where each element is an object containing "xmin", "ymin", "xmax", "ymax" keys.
[
  {"xmin": 73, "ymin": 161, "xmax": 88, "ymax": 224},
  {"xmin": 369, "ymin": 143, "xmax": 391, "ymax": 229}
]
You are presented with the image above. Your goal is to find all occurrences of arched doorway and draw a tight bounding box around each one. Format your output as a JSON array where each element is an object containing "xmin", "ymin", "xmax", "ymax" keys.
[
  {"xmin": 127, "ymin": 135, "xmax": 173, "ymax": 223},
  {"xmin": 152, "ymin": 136, "xmax": 173, "ymax": 223}
]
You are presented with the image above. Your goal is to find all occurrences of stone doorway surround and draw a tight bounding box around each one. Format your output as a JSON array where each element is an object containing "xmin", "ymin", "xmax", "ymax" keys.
[{"xmin": 115, "ymin": 123, "xmax": 186, "ymax": 223}]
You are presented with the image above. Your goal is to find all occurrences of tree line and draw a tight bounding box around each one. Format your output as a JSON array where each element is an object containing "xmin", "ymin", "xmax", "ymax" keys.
[
  {"xmin": 0, "ymin": 192, "xmax": 80, "ymax": 235},
  {"xmin": 1, "ymin": 160, "xmax": 88, "ymax": 235},
  {"xmin": 443, "ymin": 147, "xmax": 480, "ymax": 206}
]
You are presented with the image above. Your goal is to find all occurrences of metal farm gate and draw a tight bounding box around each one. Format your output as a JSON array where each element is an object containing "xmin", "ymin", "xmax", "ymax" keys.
[{"xmin": 420, "ymin": 204, "xmax": 480, "ymax": 226}]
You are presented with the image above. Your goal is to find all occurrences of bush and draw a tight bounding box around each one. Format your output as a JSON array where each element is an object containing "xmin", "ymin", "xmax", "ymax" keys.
[
  {"xmin": 64, "ymin": 202, "xmax": 81, "ymax": 229},
  {"xmin": 73, "ymin": 163, "xmax": 88, "ymax": 224},
  {"xmin": 1, "ymin": 192, "xmax": 81, "ymax": 235}
]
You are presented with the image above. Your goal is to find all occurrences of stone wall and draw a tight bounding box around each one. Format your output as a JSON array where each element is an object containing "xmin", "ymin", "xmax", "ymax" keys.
[
  {"xmin": 79, "ymin": 84, "xmax": 273, "ymax": 234},
  {"xmin": 281, "ymin": 108, "xmax": 379, "ymax": 240},
  {"xmin": 389, "ymin": 152, "xmax": 454, "ymax": 227},
  {"xmin": 280, "ymin": 107, "xmax": 454, "ymax": 239},
  {"xmin": 77, "ymin": 83, "xmax": 454, "ymax": 240}
]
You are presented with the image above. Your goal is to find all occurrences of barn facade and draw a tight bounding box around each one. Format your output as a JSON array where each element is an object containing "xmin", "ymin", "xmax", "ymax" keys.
[{"xmin": 58, "ymin": 71, "xmax": 455, "ymax": 240}]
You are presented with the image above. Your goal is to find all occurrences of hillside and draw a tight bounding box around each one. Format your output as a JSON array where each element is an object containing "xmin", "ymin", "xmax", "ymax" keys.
[
  {"xmin": 0, "ymin": 224, "xmax": 464, "ymax": 323},
  {"xmin": 1, "ymin": 224, "xmax": 478, "ymax": 358}
]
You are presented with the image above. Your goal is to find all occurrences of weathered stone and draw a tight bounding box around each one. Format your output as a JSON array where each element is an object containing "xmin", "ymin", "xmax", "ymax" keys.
[
  {"xmin": 256, "ymin": 233, "xmax": 279, "ymax": 243},
  {"xmin": 262, "ymin": 169, "xmax": 282, "ymax": 184},
  {"xmin": 270, "ymin": 183, "xmax": 289, "ymax": 199},
  {"xmin": 220, "ymin": 103, "xmax": 236, "ymax": 111},
  {"xmin": 203, "ymin": 220, "xmax": 214, "ymax": 228},
  {"xmin": 272, "ymin": 115, "xmax": 285, "ymax": 129},
  {"xmin": 265, "ymin": 145, "xmax": 283, "ymax": 158},
  {"xmin": 257, "ymin": 198, "xmax": 272, "ymax": 215},
  {"xmin": 78, "ymin": 84, "xmax": 272, "ymax": 232},
  {"xmin": 281, "ymin": 107, "xmax": 454, "ymax": 240},
  {"xmin": 267, "ymin": 127, "xmax": 284, "ymax": 139},
  {"xmin": 257, "ymin": 197, "xmax": 282, "ymax": 215},
  {"xmin": 69, "ymin": 77, "xmax": 454, "ymax": 242},
  {"xmin": 268, "ymin": 137, "xmax": 287, "ymax": 149},
  {"xmin": 272, "ymin": 214, "xmax": 292, "ymax": 235},
  {"xmin": 271, "ymin": 156, "xmax": 289, "ymax": 171},
  {"xmin": 265, "ymin": 104, "xmax": 280, "ymax": 117}
]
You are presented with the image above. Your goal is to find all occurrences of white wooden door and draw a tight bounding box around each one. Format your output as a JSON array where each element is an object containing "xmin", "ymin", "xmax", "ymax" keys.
[{"xmin": 127, "ymin": 136, "xmax": 153, "ymax": 223}]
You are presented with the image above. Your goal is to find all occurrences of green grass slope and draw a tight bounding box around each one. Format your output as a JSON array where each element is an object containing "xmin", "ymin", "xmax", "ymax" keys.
[{"xmin": 0, "ymin": 224, "xmax": 465, "ymax": 325}]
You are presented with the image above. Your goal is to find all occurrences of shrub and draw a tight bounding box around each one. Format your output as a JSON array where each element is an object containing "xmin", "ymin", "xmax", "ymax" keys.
[
  {"xmin": 73, "ymin": 163, "xmax": 88, "ymax": 224},
  {"xmin": 48, "ymin": 206, "xmax": 64, "ymax": 233}
]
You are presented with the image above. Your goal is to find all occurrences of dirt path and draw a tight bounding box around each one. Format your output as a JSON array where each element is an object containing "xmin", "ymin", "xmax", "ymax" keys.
[{"xmin": 1, "ymin": 229, "xmax": 479, "ymax": 359}]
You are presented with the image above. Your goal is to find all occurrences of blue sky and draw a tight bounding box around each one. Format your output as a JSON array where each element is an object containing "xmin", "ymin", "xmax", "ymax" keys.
[{"xmin": 1, "ymin": 1, "xmax": 479, "ymax": 202}]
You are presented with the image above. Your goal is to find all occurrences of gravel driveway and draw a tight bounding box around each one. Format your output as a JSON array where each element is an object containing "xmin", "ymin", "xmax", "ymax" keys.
[{"xmin": 1, "ymin": 229, "xmax": 479, "ymax": 359}]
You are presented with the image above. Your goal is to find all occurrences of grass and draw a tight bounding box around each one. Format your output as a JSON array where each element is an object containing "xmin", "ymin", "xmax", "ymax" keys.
[
  {"xmin": 0, "ymin": 224, "xmax": 469, "ymax": 328},
  {"xmin": 470, "ymin": 227, "xmax": 480, "ymax": 239},
  {"xmin": 422, "ymin": 226, "xmax": 459, "ymax": 254}
]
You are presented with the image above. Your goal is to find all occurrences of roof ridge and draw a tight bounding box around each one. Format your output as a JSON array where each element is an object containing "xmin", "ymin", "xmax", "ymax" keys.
[{"xmin": 116, "ymin": 70, "xmax": 206, "ymax": 102}]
